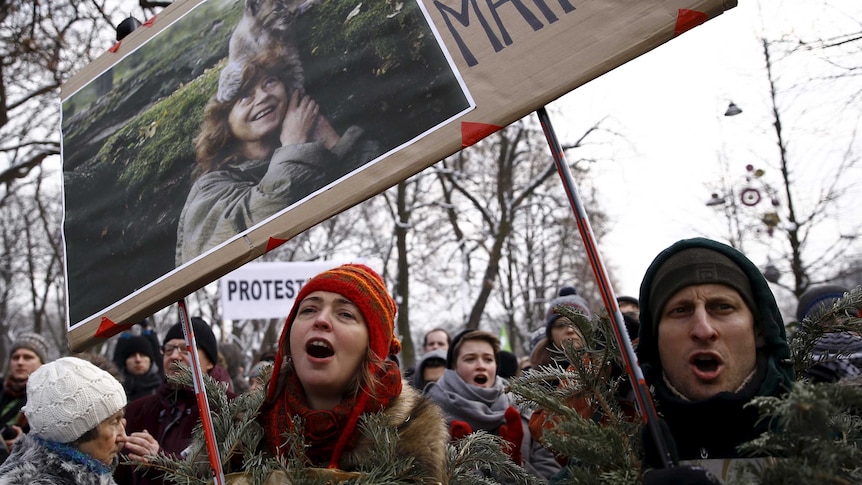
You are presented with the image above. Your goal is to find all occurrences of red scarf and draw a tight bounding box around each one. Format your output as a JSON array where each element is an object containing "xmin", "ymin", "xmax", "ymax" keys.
[{"xmin": 260, "ymin": 361, "xmax": 402, "ymax": 468}]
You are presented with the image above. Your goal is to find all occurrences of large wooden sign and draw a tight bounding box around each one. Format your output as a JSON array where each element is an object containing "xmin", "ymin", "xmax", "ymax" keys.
[{"xmin": 62, "ymin": 0, "xmax": 737, "ymax": 351}]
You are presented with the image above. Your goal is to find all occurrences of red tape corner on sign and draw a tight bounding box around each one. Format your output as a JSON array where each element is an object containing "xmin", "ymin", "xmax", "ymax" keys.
[
  {"xmin": 675, "ymin": 9, "xmax": 708, "ymax": 36},
  {"xmin": 95, "ymin": 316, "xmax": 135, "ymax": 338},
  {"xmin": 265, "ymin": 237, "xmax": 288, "ymax": 253},
  {"xmin": 108, "ymin": 16, "xmax": 157, "ymax": 53},
  {"xmin": 462, "ymin": 122, "xmax": 503, "ymax": 148}
]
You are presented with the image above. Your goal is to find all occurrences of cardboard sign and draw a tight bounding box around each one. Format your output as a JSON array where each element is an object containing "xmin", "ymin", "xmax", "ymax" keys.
[{"xmin": 62, "ymin": 0, "xmax": 736, "ymax": 351}]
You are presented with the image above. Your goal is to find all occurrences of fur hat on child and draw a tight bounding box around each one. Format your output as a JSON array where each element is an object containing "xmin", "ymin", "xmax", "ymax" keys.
[
  {"xmin": 10, "ymin": 332, "xmax": 50, "ymax": 364},
  {"xmin": 23, "ymin": 357, "xmax": 126, "ymax": 443},
  {"xmin": 544, "ymin": 287, "xmax": 592, "ymax": 341},
  {"xmin": 163, "ymin": 317, "xmax": 219, "ymax": 365}
]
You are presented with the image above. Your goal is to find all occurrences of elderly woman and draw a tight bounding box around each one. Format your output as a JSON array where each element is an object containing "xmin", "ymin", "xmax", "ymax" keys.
[
  {"xmin": 259, "ymin": 264, "xmax": 447, "ymax": 482},
  {"xmin": 0, "ymin": 357, "xmax": 127, "ymax": 484}
]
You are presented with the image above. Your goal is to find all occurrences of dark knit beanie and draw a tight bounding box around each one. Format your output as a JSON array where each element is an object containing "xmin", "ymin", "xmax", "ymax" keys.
[
  {"xmin": 796, "ymin": 284, "xmax": 848, "ymax": 323},
  {"xmin": 544, "ymin": 287, "xmax": 592, "ymax": 341},
  {"xmin": 617, "ymin": 295, "xmax": 639, "ymax": 307},
  {"xmin": 496, "ymin": 350, "xmax": 519, "ymax": 379},
  {"xmin": 116, "ymin": 335, "xmax": 158, "ymax": 364},
  {"xmin": 11, "ymin": 332, "xmax": 50, "ymax": 364},
  {"xmin": 648, "ymin": 247, "xmax": 757, "ymax": 331},
  {"xmin": 163, "ymin": 317, "xmax": 219, "ymax": 365}
]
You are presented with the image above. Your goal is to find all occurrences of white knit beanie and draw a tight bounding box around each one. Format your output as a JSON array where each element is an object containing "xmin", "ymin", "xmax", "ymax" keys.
[{"xmin": 23, "ymin": 357, "xmax": 127, "ymax": 443}]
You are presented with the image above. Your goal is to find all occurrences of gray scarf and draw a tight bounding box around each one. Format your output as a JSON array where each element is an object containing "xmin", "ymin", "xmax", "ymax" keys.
[{"xmin": 426, "ymin": 369, "xmax": 513, "ymax": 432}]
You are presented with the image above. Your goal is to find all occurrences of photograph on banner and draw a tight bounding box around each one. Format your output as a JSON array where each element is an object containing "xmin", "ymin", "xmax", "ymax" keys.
[
  {"xmin": 61, "ymin": 0, "xmax": 473, "ymax": 329},
  {"xmin": 219, "ymin": 260, "xmax": 360, "ymax": 320}
]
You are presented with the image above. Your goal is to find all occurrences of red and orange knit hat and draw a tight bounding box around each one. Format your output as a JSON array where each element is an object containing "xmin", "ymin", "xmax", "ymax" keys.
[{"xmin": 267, "ymin": 264, "xmax": 401, "ymax": 400}]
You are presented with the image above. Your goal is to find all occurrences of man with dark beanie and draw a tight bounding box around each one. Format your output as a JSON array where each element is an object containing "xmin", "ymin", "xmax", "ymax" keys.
[
  {"xmin": 113, "ymin": 334, "xmax": 162, "ymax": 401},
  {"xmin": 637, "ymin": 238, "xmax": 794, "ymax": 482},
  {"xmin": 114, "ymin": 316, "xmax": 235, "ymax": 485}
]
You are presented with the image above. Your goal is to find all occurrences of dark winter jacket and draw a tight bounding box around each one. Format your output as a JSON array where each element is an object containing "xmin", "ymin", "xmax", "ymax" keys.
[
  {"xmin": 637, "ymin": 238, "xmax": 794, "ymax": 464},
  {"xmin": 113, "ymin": 365, "xmax": 235, "ymax": 485},
  {"xmin": 0, "ymin": 434, "xmax": 117, "ymax": 485}
]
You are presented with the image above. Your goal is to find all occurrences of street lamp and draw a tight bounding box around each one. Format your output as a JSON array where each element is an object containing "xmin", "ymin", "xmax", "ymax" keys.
[{"xmin": 724, "ymin": 101, "xmax": 743, "ymax": 117}]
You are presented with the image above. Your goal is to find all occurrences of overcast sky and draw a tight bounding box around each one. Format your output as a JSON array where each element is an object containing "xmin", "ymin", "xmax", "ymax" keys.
[{"xmin": 546, "ymin": 0, "xmax": 862, "ymax": 311}]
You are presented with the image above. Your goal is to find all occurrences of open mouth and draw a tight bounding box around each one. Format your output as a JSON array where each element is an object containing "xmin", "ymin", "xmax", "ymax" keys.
[
  {"xmin": 252, "ymin": 106, "xmax": 274, "ymax": 121},
  {"xmin": 474, "ymin": 374, "xmax": 488, "ymax": 385},
  {"xmin": 306, "ymin": 340, "xmax": 334, "ymax": 359},
  {"xmin": 691, "ymin": 354, "xmax": 720, "ymax": 373}
]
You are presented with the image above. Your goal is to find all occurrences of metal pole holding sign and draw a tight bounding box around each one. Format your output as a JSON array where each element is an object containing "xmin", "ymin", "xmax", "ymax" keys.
[
  {"xmin": 177, "ymin": 299, "xmax": 226, "ymax": 485},
  {"xmin": 536, "ymin": 107, "xmax": 674, "ymax": 469}
]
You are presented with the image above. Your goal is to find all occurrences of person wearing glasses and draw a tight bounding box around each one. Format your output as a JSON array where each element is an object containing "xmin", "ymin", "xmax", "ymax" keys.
[{"xmin": 114, "ymin": 317, "xmax": 235, "ymax": 485}]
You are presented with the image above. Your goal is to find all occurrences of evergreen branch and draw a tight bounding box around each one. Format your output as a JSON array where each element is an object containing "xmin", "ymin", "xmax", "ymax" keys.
[
  {"xmin": 508, "ymin": 307, "xmax": 642, "ymax": 483},
  {"xmin": 789, "ymin": 286, "xmax": 862, "ymax": 377},
  {"xmin": 445, "ymin": 431, "xmax": 539, "ymax": 485},
  {"xmin": 737, "ymin": 381, "xmax": 862, "ymax": 484}
]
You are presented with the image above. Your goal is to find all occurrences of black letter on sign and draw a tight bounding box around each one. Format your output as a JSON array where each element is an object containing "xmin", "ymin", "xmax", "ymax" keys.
[
  {"xmin": 485, "ymin": 0, "xmax": 544, "ymax": 46},
  {"xmin": 434, "ymin": 0, "xmax": 503, "ymax": 67}
]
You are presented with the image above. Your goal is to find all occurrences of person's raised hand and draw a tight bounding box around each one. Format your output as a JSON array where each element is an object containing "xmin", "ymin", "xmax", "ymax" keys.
[
  {"xmin": 280, "ymin": 90, "xmax": 319, "ymax": 146},
  {"xmin": 122, "ymin": 429, "xmax": 160, "ymax": 463},
  {"xmin": 449, "ymin": 420, "xmax": 472, "ymax": 441}
]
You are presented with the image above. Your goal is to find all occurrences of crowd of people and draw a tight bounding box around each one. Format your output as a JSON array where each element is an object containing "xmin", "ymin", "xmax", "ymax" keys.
[{"xmin": 0, "ymin": 238, "xmax": 859, "ymax": 484}]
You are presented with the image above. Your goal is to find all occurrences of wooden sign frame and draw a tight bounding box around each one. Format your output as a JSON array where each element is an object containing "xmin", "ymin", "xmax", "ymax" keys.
[{"xmin": 62, "ymin": 0, "xmax": 737, "ymax": 351}]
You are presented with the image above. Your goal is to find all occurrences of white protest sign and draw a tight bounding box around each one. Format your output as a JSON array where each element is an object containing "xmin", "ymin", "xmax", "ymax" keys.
[{"xmin": 219, "ymin": 261, "xmax": 352, "ymax": 320}]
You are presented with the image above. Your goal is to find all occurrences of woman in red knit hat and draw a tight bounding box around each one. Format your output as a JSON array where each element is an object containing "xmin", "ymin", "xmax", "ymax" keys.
[{"xmin": 258, "ymin": 264, "xmax": 447, "ymax": 482}]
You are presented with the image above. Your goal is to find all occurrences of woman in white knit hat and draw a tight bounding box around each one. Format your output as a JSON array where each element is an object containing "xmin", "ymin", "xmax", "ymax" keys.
[{"xmin": 0, "ymin": 357, "xmax": 127, "ymax": 485}]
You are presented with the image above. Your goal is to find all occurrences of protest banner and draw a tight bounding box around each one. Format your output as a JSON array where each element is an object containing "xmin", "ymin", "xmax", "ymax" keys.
[
  {"xmin": 62, "ymin": 0, "xmax": 737, "ymax": 351},
  {"xmin": 219, "ymin": 261, "xmax": 352, "ymax": 320}
]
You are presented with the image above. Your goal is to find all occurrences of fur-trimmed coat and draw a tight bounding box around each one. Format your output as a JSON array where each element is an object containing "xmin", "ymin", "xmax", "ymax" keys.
[
  {"xmin": 0, "ymin": 434, "xmax": 117, "ymax": 485},
  {"xmin": 339, "ymin": 385, "xmax": 449, "ymax": 483}
]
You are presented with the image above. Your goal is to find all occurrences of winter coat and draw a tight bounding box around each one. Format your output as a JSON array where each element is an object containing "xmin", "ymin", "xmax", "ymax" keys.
[
  {"xmin": 0, "ymin": 434, "xmax": 117, "ymax": 485},
  {"xmin": 636, "ymin": 238, "xmax": 794, "ymax": 464},
  {"xmin": 113, "ymin": 365, "xmax": 235, "ymax": 485},
  {"xmin": 175, "ymin": 126, "xmax": 378, "ymax": 266},
  {"xmin": 338, "ymin": 385, "xmax": 448, "ymax": 483}
]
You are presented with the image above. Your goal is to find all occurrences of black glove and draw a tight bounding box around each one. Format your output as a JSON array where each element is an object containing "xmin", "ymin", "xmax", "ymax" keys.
[{"xmin": 643, "ymin": 465, "xmax": 721, "ymax": 485}]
